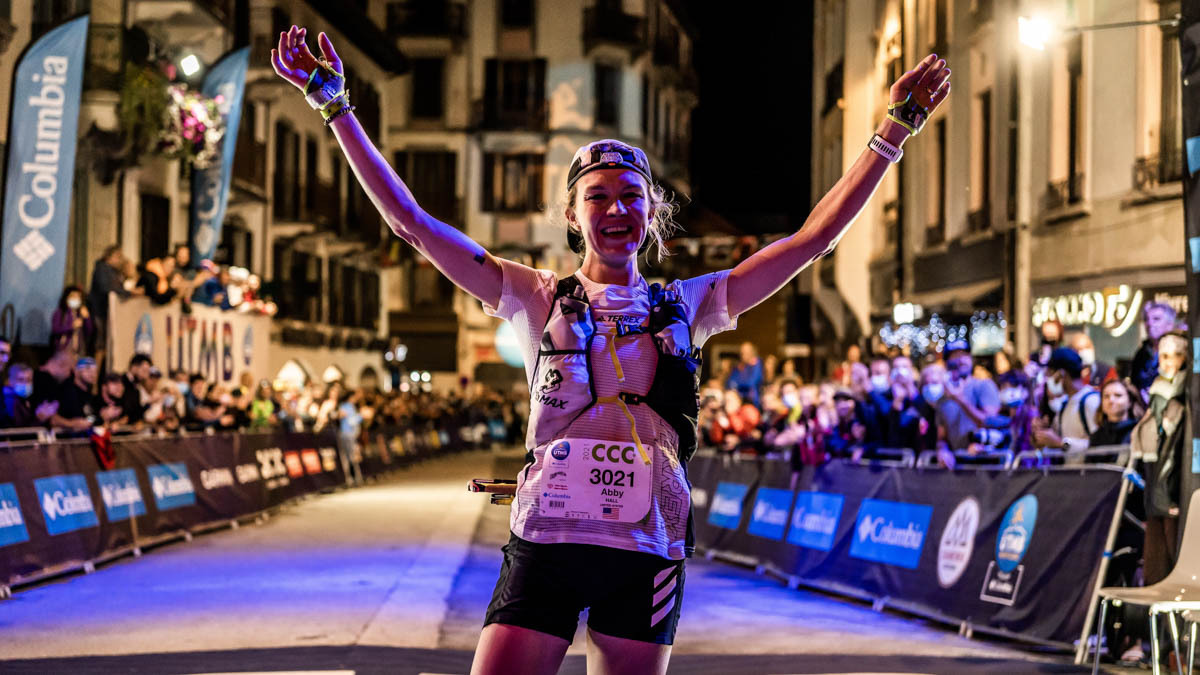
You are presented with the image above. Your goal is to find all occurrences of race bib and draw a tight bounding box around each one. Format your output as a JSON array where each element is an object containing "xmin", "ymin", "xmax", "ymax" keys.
[{"xmin": 539, "ymin": 438, "xmax": 652, "ymax": 523}]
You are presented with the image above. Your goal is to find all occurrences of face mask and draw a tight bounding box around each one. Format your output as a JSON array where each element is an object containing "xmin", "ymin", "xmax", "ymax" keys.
[
  {"xmin": 870, "ymin": 375, "xmax": 889, "ymax": 392},
  {"xmin": 67, "ymin": 297, "xmax": 82, "ymax": 310},
  {"xmin": 1078, "ymin": 348, "xmax": 1096, "ymax": 367},
  {"xmin": 782, "ymin": 393, "xmax": 799, "ymax": 409},
  {"xmin": 999, "ymin": 388, "xmax": 1027, "ymax": 407},
  {"xmin": 10, "ymin": 383, "xmax": 31, "ymax": 399},
  {"xmin": 894, "ymin": 366, "xmax": 912, "ymax": 381},
  {"xmin": 177, "ymin": 382, "xmax": 190, "ymax": 396},
  {"xmin": 1049, "ymin": 394, "xmax": 1068, "ymax": 414},
  {"xmin": 163, "ymin": 395, "xmax": 176, "ymax": 408},
  {"xmin": 922, "ymin": 384, "xmax": 943, "ymax": 402},
  {"xmin": 1045, "ymin": 376, "xmax": 1065, "ymax": 398}
]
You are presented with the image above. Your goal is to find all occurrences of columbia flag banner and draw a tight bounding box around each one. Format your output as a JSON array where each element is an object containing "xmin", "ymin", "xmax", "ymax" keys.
[
  {"xmin": 0, "ymin": 15, "xmax": 89, "ymax": 344},
  {"xmin": 189, "ymin": 47, "xmax": 249, "ymax": 264}
]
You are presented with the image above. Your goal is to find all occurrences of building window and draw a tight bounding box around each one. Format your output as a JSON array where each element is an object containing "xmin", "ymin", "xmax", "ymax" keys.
[
  {"xmin": 304, "ymin": 135, "xmax": 319, "ymax": 218},
  {"xmin": 483, "ymin": 58, "xmax": 547, "ymax": 129},
  {"xmin": 273, "ymin": 122, "xmax": 301, "ymax": 221},
  {"xmin": 925, "ymin": 120, "xmax": 946, "ymax": 245},
  {"xmin": 823, "ymin": 60, "xmax": 843, "ymax": 115},
  {"xmin": 1160, "ymin": 20, "xmax": 1182, "ymax": 179},
  {"xmin": 411, "ymin": 58, "xmax": 445, "ymax": 120},
  {"xmin": 968, "ymin": 89, "xmax": 991, "ymax": 232},
  {"xmin": 640, "ymin": 74, "xmax": 650, "ymax": 139},
  {"xmin": 594, "ymin": 62, "xmax": 620, "ymax": 128},
  {"xmin": 501, "ymin": 0, "xmax": 534, "ymax": 28},
  {"xmin": 394, "ymin": 150, "xmax": 458, "ymax": 225},
  {"xmin": 33, "ymin": 0, "xmax": 89, "ymax": 37},
  {"xmin": 482, "ymin": 153, "xmax": 544, "ymax": 213}
]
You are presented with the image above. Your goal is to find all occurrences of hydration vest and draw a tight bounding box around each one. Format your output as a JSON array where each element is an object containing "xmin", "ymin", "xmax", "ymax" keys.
[{"xmin": 526, "ymin": 275, "xmax": 703, "ymax": 466}]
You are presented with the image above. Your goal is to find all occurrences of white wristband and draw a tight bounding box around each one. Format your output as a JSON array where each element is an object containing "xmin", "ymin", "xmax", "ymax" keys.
[{"xmin": 868, "ymin": 134, "xmax": 903, "ymax": 163}]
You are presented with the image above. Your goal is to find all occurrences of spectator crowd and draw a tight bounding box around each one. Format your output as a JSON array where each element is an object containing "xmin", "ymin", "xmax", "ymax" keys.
[{"xmin": 698, "ymin": 301, "xmax": 1186, "ymax": 475}]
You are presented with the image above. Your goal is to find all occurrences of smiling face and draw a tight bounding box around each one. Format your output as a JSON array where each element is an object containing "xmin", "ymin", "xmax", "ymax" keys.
[{"xmin": 568, "ymin": 169, "xmax": 650, "ymax": 264}]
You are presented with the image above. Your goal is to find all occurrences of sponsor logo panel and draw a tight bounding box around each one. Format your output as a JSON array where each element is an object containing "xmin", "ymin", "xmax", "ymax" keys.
[
  {"xmin": 707, "ymin": 482, "xmax": 749, "ymax": 530},
  {"xmin": 787, "ymin": 491, "xmax": 844, "ymax": 551},
  {"xmin": 747, "ymin": 487, "xmax": 793, "ymax": 540},
  {"xmin": 937, "ymin": 497, "xmax": 980, "ymax": 588},
  {"xmin": 0, "ymin": 483, "xmax": 30, "ymax": 547},
  {"xmin": 283, "ymin": 451, "xmax": 304, "ymax": 479},
  {"xmin": 199, "ymin": 467, "xmax": 234, "ymax": 490},
  {"xmin": 849, "ymin": 498, "xmax": 933, "ymax": 569},
  {"xmin": 147, "ymin": 463, "xmax": 196, "ymax": 511},
  {"xmin": 34, "ymin": 474, "xmax": 99, "ymax": 535},
  {"xmin": 981, "ymin": 494, "xmax": 1038, "ymax": 605},
  {"xmin": 95, "ymin": 469, "xmax": 146, "ymax": 521},
  {"xmin": 300, "ymin": 449, "xmax": 321, "ymax": 475}
]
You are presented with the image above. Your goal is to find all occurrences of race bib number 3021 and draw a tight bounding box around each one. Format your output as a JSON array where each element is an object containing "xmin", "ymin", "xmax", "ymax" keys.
[{"xmin": 539, "ymin": 438, "xmax": 652, "ymax": 523}]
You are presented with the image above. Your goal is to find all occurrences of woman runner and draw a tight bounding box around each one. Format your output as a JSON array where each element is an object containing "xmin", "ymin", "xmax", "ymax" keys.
[{"xmin": 272, "ymin": 26, "xmax": 950, "ymax": 675}]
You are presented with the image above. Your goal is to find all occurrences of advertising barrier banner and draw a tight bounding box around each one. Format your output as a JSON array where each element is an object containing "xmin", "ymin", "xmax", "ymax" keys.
[
  {"xmin": 108, "ymin": 296, "xmax": 271, "ymax": 386},
  {"xmin": 688, "ymin": 455, "xmax": 1124, "ymax": 647},
  {"xmin": 0, "ymin": 431, "xmax": 342, "ymax": 589}
]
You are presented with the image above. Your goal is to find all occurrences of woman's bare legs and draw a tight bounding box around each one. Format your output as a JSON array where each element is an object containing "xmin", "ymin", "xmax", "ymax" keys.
[
  {"xmin": 585, "ymin": 628, "xmax": 671, "ymax": 675},
  {"xmin": 470, "ymin": 623, "xmax": 570, "ymax": 675}
]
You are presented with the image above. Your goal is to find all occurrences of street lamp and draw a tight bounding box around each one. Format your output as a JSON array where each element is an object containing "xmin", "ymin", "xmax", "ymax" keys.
[
  {"xmin": 1017, "ymin": 13, "xmax": 1180, "ymax": 51},
  {"xmin": 179, "ymin": 53, "xmax": 201, "ymax": 77}
]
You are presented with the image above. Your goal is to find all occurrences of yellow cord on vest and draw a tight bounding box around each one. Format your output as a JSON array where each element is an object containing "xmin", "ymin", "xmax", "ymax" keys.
[
  {"xmin": 596, "ymin": 395, "xmax": 651, "ymax": 465},
  {"xmin": 606, "ymin": 335, "xmax": 625, "ymax": 382}
]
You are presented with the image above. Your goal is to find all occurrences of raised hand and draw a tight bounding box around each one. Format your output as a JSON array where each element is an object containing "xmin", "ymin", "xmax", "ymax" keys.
[
  {"xmin": 891, "ymin": 53, "xmax": 951, "ymax": 112},
  {"xmin": 270, "ymin": 25, "xmax": 343, "ymax": 93}
]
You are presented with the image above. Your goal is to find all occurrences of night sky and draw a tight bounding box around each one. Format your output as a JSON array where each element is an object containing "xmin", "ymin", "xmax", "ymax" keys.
[{"xmin": 689, "ymin": 1, "xmax": 813, "ymax": 236}]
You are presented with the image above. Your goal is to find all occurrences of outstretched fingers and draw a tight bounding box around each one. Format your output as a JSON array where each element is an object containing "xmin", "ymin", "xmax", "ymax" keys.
[
  {"xmin": 895, "ymin": 53, "xmax": 937, "ymax": 93},
  {"xmin": 915, "ymin": 58, "xmax": 947, "ymax": 94},
  {"xmin": 930, "ymin": 80, "xmax": 951, "ymax": 108},
  {"xmin": 319, "ymin": 32, "xmax": 343, "ymax": 74}
]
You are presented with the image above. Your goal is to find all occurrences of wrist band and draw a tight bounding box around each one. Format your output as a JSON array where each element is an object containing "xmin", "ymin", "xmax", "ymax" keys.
[
  {"xmin": 868, "ymin": 134, "xmax": 902, "ymax": 163},
  {"xmin": 324, "ymin": 104, "xmax": 356, "ymax": 127},
  {"xmin": 305, "ymin": 61, "xmax": 346, "ymax": 111},
  {"xmin": 886, "ymin": 92, "xmax": 929, "ymax": 135},
  {"xmin": 320, "ymin": 91, "xmax": 350, "ymax": 120}
]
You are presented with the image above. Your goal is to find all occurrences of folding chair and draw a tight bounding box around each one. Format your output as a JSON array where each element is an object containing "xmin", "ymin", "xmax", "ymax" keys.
[{"xmin": 1092, "ymin": 490, "xmax": 1200, "ymax": 675}]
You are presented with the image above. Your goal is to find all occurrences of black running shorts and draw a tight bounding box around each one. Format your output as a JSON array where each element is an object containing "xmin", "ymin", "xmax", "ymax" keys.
[{"xmin": 484, "ymin": 533, "xmax": 686, "ymax": 645}]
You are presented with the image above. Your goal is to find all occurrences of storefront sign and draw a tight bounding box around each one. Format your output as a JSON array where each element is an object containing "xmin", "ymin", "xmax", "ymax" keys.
[{"xmin": 1032, "ymin": 285, "xmax": 1143, "ymax": 337}]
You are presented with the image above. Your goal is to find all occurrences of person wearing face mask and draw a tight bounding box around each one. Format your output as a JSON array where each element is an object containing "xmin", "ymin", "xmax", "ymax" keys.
[
  {"xmin": 857, "ymin": 356, "xmax": 892, "ymax": 446},
  {"xmin": 1130, "ymin": 302, "xmax": 1178, "ymax": 399},
  {"xmin": 882, "ymin": 366, "xmax": 927, "ymax": 454},
  {"xmin": 916, "ymin": 362, "xmax": 946, "ymax": 450},
  {"xmin": 0, "ymin": 363, "xmax": 57, "ymax": 429},
  {"xmin": 0, "ymin": 337, "xmax": 10, "ymax": 382},
  {"xmin": 50, "ymin": 285, "xmax": 95, "ymax": 356},
  {"xmin": 1067, "ymin": 330, "xmax": 1115, "ymax": 388},
  {"xmin": 935, "ymin": 340, "xmax": 1001, "ymax": 455},
  {"xmin": 1131, "ymin": 331, "xmax": 1195, "ymax": 588},
  {"xmin": 1031, "ymin": 347, "xmax": 1100, "ymax": 460},
  {"xmin": 994, "ymin": 370, "xmax": 1036, "ymax": 456}
]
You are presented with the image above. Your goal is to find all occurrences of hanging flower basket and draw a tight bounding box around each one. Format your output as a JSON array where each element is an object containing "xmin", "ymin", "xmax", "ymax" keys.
[{"xmin": 157, "ymin": 84, "xmax": 226, "ymax": 169}]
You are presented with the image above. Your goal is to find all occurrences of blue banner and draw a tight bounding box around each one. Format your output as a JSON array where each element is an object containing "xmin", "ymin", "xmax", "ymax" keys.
[
  {"xmin": 0, "ymin": 15, "xmax": 89, "ymax": 344},
  {"xmin": 34, "ymin": 474, "xmax": 98, "ymax": 536},
  {"xmin": 787, "ymin": 490, "xmax": 844, "ymax": 551},
  {"xmin": 0, "ymin": 482, "xmax": 30, "ymax": 547},
  {"xmin": 747, "ymin": 487, "xmax": 792, "ymax": 540},
  {"xmin": 849, "ymin": 498, "xmax": 933, "ymax": 570},
  {"xmin": 95, "ymin": 468, "xmax": 146, "ymax": 522},
  {"xmin": 707, "ymin": 481, "xmax": 749, "ymax": 530},
  {"xmin": 147, "ymin": 462, "xmax": 196, "ymax": 511},
  {"xmin": 190, "ymin": 47, "xmax": 250, "ymax": 264}
]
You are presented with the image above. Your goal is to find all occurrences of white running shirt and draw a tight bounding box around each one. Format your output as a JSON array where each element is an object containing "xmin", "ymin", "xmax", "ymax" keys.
[{"xmin": 482, "ymin": 258, "xmax": 738, "ymax": 559}]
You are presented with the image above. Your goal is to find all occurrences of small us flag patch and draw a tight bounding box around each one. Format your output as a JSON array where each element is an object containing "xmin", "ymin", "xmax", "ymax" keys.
[{"xmin": 602, "ymin": 506, "xmax": 620, "ymax": 520}]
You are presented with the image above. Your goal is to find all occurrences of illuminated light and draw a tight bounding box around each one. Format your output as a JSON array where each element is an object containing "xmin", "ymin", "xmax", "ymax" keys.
[
  {"xmin": 384, "ymin": 352, "xmax": 394, "ymax": 362},
  {"xmin": 410, "ymin": 371, "xmax": 420, "ymax": 382},
  {"xmin": 421, "ymin": 371, "xmax": 431, "ymax": 382},
  {"xmin": 180, "ymin": 54, "xmax": 201, "ymax": 76},
  {"xmin": 1018, "ymin": 16, "xmax": 1054, "ymax": 51}
]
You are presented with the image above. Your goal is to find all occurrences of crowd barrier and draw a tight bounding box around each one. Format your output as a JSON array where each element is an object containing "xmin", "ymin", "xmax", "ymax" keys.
[
  {"xmin": 686, "ymin": 450, "xmax": 1128, "ymax": 650},
  {"xmin": 0, "ymin": 417, "xmax": 503, "ymax": 595}
]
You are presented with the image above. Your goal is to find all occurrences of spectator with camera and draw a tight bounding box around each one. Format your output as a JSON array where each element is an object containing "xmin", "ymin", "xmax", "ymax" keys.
[
  {"xmin": 708, "ymin": 389, "xmax": 762, "ymax": 457},
  {"xmin": 935, "ymin": 340, "xmax": 1001, "ymax": 452},
  {"xmin": 1032, "ymin": 347, "xmax": 1100, "ymax": 458},
  {"xmin": 825, "ymin": 388, "xmax": 868, "ymax": 461},
  {"xmin": 50, "ymin": 285, "xmax": 95, "ymax": 355}
]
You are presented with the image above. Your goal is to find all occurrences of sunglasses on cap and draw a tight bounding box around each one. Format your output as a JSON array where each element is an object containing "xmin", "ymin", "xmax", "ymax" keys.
[{"xmin": 566, "ymin": 139, "xmax": 652, "ymax": 190}]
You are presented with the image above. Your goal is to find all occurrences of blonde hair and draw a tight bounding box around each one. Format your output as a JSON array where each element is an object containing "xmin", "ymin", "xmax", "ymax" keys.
[{"xmin": 559, "ymin": 177, "xmax": 681, "ymax": 264}]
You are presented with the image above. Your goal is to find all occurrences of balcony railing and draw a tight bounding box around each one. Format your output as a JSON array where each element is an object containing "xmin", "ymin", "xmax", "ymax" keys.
[
  {"xmin": 925, "ymin": 221, "xmax": 946, "ymax": 247},
  {"xmin": 386, "ymin": 1, "xmax": 465, "ymax": 38},
  {"xmin": 583, "ymin": 6, "xmax": 646, "ymax": 54},
  {"xmin": 308, "ymin": 181, "xmax": 340, "ymax": 231},
  {"xmin": 1043, "ymin": 173, "xmax": 1086, "ymax": 212},
  {"xmin": 1133, "ymin": 150, "xmax": 1184, "ymax": 192},
  {"xmin": 967, "ymin": 204, "xmax": 990, "ymax": 233}
]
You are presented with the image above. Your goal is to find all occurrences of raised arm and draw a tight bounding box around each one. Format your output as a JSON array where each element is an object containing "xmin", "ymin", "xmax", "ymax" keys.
[
  {"xmin": 727, "ymin": 53, "xmax": 951, "ymax": 318},
  {"xmin": 272, "ymin": 27, "xmax": 502, "ymax": 307}
]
